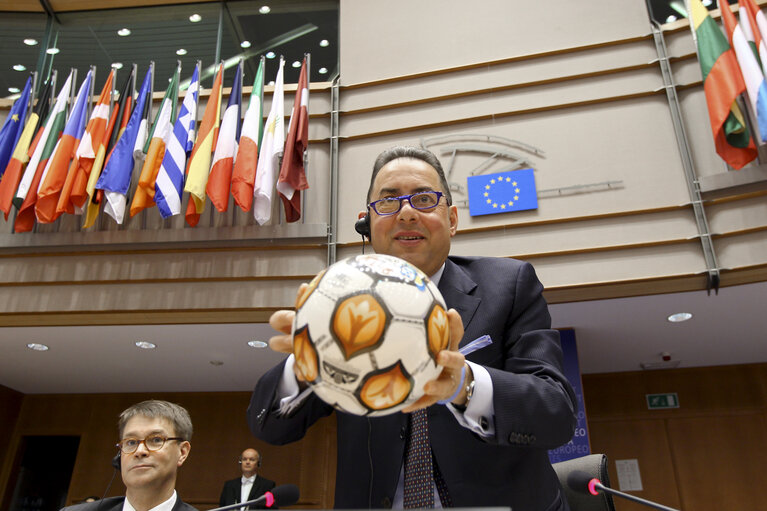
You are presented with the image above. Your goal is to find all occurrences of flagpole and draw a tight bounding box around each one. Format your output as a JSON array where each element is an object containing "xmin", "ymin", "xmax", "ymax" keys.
[
  {"xmin": 302, "ymin": 53, "xmax": 310, "ymax": 225},
  {"xmin": 28, "ymin": 71, "xmax": 38, "ymax": 122},
  {"xmin": 69, "ymin": 68, "xmax": 78, "ymax": 119},
  {"xmin": 88, "ymin": 66, "xmax": 96, "ymax": 121}
]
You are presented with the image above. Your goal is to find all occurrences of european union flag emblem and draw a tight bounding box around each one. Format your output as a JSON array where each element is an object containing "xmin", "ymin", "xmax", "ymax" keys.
[{"xmin": 467, "ymin": 168, "xmax": 538, "ymax": 216}]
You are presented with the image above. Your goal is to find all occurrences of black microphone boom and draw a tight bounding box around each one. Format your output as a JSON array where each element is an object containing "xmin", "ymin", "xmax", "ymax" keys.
[
  {"xmin": 206, "ymin": 484, "xmax": 300, "ymax": 511},
  {"xmin": 567, "ymin": 470, "xmax": 679, "ymax": 511}
]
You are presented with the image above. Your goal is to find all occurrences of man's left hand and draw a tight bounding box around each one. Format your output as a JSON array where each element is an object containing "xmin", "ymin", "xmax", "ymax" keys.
[{"xmin": 402, "ymin": 308, "xmax": 472, "ymax": 412}]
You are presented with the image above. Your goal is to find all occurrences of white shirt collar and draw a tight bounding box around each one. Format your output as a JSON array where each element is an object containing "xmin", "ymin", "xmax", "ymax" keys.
[
  {"xmin": 430, "ymin": 262, "xmax": 446, "ymax": 287},
  {"xmin": 123, "ymin": 490, "xmax": 177, "ymax": 511},
  {"xmin": 241, "ymin": 475, "xmax": 256, "ymax": 484}
]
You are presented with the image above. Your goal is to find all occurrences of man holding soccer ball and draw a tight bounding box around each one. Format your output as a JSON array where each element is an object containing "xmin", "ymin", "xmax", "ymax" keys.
[{"xmin": 249, "ymin": 146, "xmax": 577, "ymax": 510}]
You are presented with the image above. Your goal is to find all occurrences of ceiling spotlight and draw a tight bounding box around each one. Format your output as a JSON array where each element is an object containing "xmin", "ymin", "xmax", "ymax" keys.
[
  {"xmin": 292, "ymin": 60, "xmax": 301, "ymax": 68},
  {"xmin": 666, "ymin": 15, "xmax": 677, "ymax": 23},
  {"xmin": 265, "ymin": 51, "xmax": 276, "ymax": 59},
  {"xmin": 46, "ymin": 47, "xmax": 60, "ymax": 55},
  {"xmin": 259, "ymin": 5, "xmax": 271, "ymax": 14},
  {"xmin": 318, "ymin": 67, "xmax": 328, "ymax": 74},
  {"xmin": 247, "ymin": 340, "xmax": 268, "ymax": 348},
  {"xmin": 117, "ymin": 28, "xmax": 131, "ymax": 37},
  {"xmin": 26, "ymin": 343, "xmax": 49, "ymax": 351},
  {"xmin": 23, "ymin": 38, "xmax": 38, "ymax": 46},
  {"xmin": 268, "ymin": 80, "xmax": 275, "ymax": 86},
  {"xmin": 319, "ymin": 39, "xmax": 329, "ymax": 47},
  {"xmin": 8, "ymin": 87, "xmax": 20, "ymax": 93},
  {"xmin": 176, "ymin": 48, "xmax": 188, "ymax": 56},
  {"xmin": 112, "ymin": 62, "xmax": 123, "ymax": 69},
  {"xmin": 135, "ymin": 341, "xmax": 157, "ymax": 349},
  {"xmin": 189, "ymin": 13, "xmax": 202, "ymax": 22},
  {"xmin": 667, "ymin": 312, "xmax": 692, "ymax": 323},
  {"xmin": 240, "ymin": 40, "xmax": 251, "ymax": 48},
  {"xmin": 702, "ymin": 0, "xmax": 712, "ymax": 5},
  {"xmin": 13, "ymin": 64, "xmax": 26, "ymax": 71}
]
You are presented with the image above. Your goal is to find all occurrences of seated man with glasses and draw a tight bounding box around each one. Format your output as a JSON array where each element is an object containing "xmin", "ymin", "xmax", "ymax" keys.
[{"xmin": 63, "ymin": 400, "xmax": 196, "ymax": 511}]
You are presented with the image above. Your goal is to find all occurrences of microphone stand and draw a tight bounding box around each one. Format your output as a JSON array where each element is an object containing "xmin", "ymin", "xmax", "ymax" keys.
[
  {"xmin": 592, "ymin": 481, "xmax": 680, "ymax": 511},
  {"xmin": 208, "ymin": 497, "xmax": 269, "ymax": 511}
]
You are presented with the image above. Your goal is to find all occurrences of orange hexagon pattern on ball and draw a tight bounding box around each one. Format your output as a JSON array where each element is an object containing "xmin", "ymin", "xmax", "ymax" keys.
[{"xmin": 332, "ymin": 293, "xmax": 387, "ymax": 359}]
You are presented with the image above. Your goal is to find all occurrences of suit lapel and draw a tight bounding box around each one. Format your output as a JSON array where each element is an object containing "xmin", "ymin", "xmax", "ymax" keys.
[{"xmin": 438, "ymin": 258, "xmax": 480, "ymax": 348}]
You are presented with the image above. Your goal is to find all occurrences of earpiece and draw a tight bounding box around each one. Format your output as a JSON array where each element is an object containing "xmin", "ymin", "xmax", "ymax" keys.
[
  {"xmin": 257, "ymin": 454, "xmax": 262, "ymax": 468},
  {"xmin": 354, "ymin": 213, "xmax": 370, "ymax": 240},
  {"xmin": 111, "ymin": 454, "xmax": 121, "ymax": 470}
]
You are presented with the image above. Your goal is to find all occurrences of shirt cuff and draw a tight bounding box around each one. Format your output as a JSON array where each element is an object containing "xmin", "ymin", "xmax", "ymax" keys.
[
  {"xmin": 447, "ymin": 361, "xmax": 495, "ymax": 437},
  {"xmin": 276, "ymin": 355, "xmax": 301, "ymax": 407}
]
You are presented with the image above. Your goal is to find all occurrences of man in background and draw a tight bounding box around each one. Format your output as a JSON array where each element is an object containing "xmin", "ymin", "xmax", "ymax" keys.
[
  {"xmin": 219, "ymin": 448, "xmax": 275, "ymax": 510},
  {"xmin": 62, "ymin": 400, "xmax": 196, "ymax": 511}
]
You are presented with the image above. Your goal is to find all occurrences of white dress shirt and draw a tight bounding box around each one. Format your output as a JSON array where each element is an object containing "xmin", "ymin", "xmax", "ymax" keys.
[{"xmin": 123, "ymin": 490, "xmax": 177, "ymax": 511}]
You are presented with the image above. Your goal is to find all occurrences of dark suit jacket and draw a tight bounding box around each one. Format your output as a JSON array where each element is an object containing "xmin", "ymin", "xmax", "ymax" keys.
[
  {"xmin": 61, "ymin": 495, "xmax": 197, "ymax": 511},
  {"xmin": 248, "ymin": 256, "xmax": 577, "ymax": 510},
  {"xmin": 219, "ymin": 475, "xmax": 276, "ymax": 509}
]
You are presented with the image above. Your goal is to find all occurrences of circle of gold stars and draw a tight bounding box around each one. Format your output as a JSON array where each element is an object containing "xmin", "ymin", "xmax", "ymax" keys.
[{"xmin": 484, "ymin": 176, "xmax": 520, "ymax": 210}]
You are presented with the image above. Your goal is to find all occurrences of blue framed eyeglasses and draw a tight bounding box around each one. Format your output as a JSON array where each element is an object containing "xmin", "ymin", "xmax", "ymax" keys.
[{"xmin": 368, "ymin": 191, "xmax": 445, "ymax": 216}]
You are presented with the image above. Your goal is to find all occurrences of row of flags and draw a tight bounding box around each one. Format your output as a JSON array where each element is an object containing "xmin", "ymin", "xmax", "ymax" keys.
[
  {"xmin": 0, "ymin": 56, "xmax": 309, "ymax": 233},
  {"xmin": 691, "ymin": 0, "xmax": 767, "ymax": 169}
]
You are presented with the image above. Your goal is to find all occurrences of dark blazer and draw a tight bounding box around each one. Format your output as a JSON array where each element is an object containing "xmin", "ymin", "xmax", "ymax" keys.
[
  {"xmin": 219, "ymin": 475, "xmax": 276, "ymax": 509},
  {"xmin": 248, "ymin": 256, "xmax": 577, "ymax": 510},
  {"xmin": 61, "ymin": 495, "xmax": 197, "ymax": 511}
]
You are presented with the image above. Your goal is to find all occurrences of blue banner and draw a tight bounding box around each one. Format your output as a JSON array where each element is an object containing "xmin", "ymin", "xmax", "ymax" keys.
[
  {"xmin": 467, "ymin": 168, "xmax": 538, "ymax": 216},
  {"xmin": 548, "ymin": 328, "xmax": 591, "ymax": 463}
]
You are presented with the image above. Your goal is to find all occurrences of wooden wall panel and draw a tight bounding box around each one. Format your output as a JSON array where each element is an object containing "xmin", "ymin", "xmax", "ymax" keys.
[
  {"xmin": 584, "ymin": 363, "xmax": 767, "ymax": 511},
  {"xmin": 666, "ymin": 413, "xmax": 767, "ymax": 510},
  {"xmin": 587, "ymin": 419, "xmax": 681, "ymax": 511}
]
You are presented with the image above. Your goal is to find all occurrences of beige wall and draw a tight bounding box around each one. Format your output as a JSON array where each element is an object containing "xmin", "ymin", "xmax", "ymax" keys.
[{"xmin": 1, "ymin": 0, "xmax": 766, "ymax": 317}]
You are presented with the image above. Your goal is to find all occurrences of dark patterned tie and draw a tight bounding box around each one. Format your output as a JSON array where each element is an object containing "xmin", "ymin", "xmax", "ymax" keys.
[{"xmin": 404, "ymin": 409, "xmax": 435, "ymax": 508}]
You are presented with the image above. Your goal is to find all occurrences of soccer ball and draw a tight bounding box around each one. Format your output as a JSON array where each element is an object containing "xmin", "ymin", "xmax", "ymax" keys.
[{"xmin": 292, "ymin": 254, "xmax": 450, "ymax": 416}]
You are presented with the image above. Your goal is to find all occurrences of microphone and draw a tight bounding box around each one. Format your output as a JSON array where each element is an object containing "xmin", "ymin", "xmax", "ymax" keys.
[
  {"xmin": 207, "ymin": 484, "xmax": 300, "ymax": 511},
  {"xmin": 567, "ymin": 470, "xmax": 679, "ymax": 511}
]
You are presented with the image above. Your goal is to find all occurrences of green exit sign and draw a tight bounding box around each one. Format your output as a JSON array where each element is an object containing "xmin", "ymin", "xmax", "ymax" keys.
[{"xmin": 646, "ymin": 393, "xmax": 679, "ymax": 409}]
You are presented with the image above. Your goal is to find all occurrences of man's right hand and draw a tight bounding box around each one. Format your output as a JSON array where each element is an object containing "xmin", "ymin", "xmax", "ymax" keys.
[{"xmin": 268, "ymin": 284, "xmax": 308, "ymax": 381}]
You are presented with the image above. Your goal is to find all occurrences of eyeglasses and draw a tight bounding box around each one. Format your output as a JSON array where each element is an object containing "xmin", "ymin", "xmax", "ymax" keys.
[
  {"xmin": 368, "ymin": 191, "xmax": 445, "ymax": 216},
  {"xmin": 116, "ymin": 435, "xmax": 183, "ymax": 454}
]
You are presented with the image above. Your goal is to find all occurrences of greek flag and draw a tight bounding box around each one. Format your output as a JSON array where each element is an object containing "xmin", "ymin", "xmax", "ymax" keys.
[{"xmin": 155, "ymin": 65, "xmax": 199, "ymax": 218}]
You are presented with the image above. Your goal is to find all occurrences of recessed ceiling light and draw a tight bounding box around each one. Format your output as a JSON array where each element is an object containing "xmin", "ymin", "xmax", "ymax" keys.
[
  {"xmin": 135, "ymin": 341, "xmax": 156, "ymax": 349},
  {"xmin": 13, "ymin": 64, "xmax": 26, "ymax": 71},
  {"xmin": 189, "ymin": 13, "xmax": 202, "ymax": 22},
  {"xmin": 247, "ymin": 340, "xmax": 268, "ymax": 348},
  {"xmin": 319, "ymin": 39, "xmax": 329, "ymax": 47},
  {"xmin": 112, "ymin": 62, "xmax": 123, "ymax": 69},
  {"xmin": 667, "ymin": 312, "xmax": 692, "ymax": 323},
  {"xmin": 240, "ymin": 40, "xmax": 251, "ymax": 48},
  {"xmin": 27, "ymin": 343, "xmax": 49, "ymax": 351},
  {"xmin": 292, "ymin": 60, "xmax": 301, "ymax": 68},
  {"xmin": 46, "ymin": 47, "xmax": 60, "ymax": 55},
  {"xmin": 23, "ymin": 38, "xmax": 38, "ymax": 46},
  {"xmin": 265, "ymin": 51, "xmax": 276, "ymax": 59},
  {"xmin": 176, "ymin": 48, "xmax": 187, "ymax": 56},
  {"xmin": 117, "ymin": 28, "xmax": 131, "ymax": 37},
  {"xmin": 318, "ymin": 67, "xmax": 328, "ymax": 74},
  {"xmin": 702, "ymin": 0, "xmax": 712, "ymax": 5},
  {"xmin": 8, "ymin": 87, "xmax": 20, "ymax": 93},
  {"xmin": 666, "ymin": 15, "xmax": 677, "ymax": 23},
  {"xmin": 259, "ymin": 5, "xmax": 271, "ymax": 14}
]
